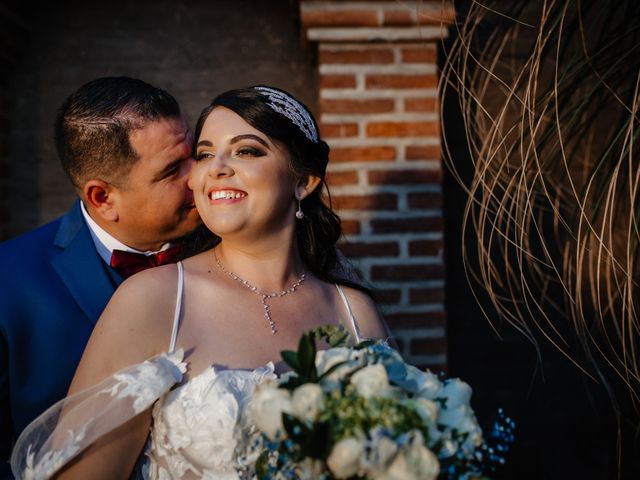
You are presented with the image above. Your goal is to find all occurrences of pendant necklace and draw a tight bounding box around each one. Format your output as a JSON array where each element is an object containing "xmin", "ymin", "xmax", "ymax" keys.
[{"xmin": 212, "ymin": 249, "xmax": 306, "ymax": 334}]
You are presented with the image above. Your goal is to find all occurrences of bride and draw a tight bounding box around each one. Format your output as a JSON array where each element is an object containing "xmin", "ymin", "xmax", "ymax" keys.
[{"xmin": 11, "ymin": 86, "xmax": 388, "ymax": 479}]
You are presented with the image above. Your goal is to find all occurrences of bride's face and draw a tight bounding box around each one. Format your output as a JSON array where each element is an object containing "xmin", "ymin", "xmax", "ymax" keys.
[{"xmin": 188, "ymin": 106, "xmax": 298, "ymax": 239}]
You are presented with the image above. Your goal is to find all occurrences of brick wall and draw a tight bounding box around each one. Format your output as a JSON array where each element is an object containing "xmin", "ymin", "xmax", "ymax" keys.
[
  {"xmin": 300, "ymin": 1, "xmax": 454, "ymax": 370},
  {"xmin": 0, "ymin": 3, "xmax": 30, "ymax": 239}
]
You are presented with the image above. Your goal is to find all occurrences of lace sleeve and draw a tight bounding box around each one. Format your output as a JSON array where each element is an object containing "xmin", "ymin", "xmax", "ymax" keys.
[{"xmin": 10, "ymin": 350, "xmax": 186, "ymax": 480}]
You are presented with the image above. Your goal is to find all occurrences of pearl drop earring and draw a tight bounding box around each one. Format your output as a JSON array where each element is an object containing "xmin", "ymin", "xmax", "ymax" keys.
[{"xmin": 295, "ymin": 194, "xmax": 305, "ymax": 219}]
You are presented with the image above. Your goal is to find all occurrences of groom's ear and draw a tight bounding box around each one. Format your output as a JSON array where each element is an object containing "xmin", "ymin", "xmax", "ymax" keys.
[
  {"xmin": 83, "ymin": 180, "xmax": 119, "ymax": 222},
  {"xmin": 296, "ymin": 175, "xmax": 322, "ymax": 201}
]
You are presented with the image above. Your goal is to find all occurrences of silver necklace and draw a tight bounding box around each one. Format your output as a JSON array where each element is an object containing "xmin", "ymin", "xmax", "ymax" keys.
[{"xmin": 212, "ymin": 249, "xmax": 306, "ymax": 334}]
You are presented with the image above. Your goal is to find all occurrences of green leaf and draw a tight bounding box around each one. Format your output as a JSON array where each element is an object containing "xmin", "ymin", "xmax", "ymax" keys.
[
  {"xmin": 281, "ymin": 350, "xmax": 301, "ymax": 374},
  {"xmin": 305, "ymin": 420, "xmax": 331, "ymax": 459},
  {"xmin": 298, "ymin": 333, "xmax": 318, "ymax": 381},
  {"xmin": 279, "ymin": 376, "xmax": 306, "ymax": 390},
  {"xmin": 255, "ymin": 451, "xmax": 269, "ymax": 479}
]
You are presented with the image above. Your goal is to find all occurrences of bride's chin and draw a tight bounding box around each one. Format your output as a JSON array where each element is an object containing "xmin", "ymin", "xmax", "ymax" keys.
[{"xmin": 201, "ymin": 217, "xmax": 245, "ymax": 235}]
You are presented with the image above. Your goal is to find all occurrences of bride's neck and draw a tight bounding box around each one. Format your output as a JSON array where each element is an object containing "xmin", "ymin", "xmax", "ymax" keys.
[{"xmin": 213, "ymin": 240, "xmax": 306, "ymax": 292}]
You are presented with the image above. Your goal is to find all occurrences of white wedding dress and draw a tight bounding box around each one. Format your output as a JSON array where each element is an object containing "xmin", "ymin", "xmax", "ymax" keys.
[{"xmin": 11, "ymin": 262, "xmax": 363, "ymax": 479}]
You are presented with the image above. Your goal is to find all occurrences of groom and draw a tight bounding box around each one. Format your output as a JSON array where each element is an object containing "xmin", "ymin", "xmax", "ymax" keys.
[{"xmin": 0, "ymin": 77, "xmax": 201, "ymax": 476}]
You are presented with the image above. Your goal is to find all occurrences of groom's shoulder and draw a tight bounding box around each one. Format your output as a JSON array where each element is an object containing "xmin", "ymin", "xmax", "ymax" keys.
[{"xmin": 0, "ymin": 215, "xmax": 64, "ymax": 261}]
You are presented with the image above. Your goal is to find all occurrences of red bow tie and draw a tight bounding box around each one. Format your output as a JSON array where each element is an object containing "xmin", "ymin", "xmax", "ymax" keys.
[{"xmin": 110, "ymin": 244, "xmax": 183, "ymax": 279}]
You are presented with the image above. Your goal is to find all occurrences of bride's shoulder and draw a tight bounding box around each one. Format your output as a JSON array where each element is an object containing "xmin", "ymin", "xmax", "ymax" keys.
[
  {"xmin": 336, "ymin": 284, "xmax": 390, "ymax": 341},
  {"xmin": 118, "ymin": 262, "xmax": 183, "ymax": 297},
  {"xmin": 107, "ymin": 264, "xmax": 182, "ymax": 316},
  {"xmin": 90, "ymin": 264, "xmax": 183, "ymax": 359}
]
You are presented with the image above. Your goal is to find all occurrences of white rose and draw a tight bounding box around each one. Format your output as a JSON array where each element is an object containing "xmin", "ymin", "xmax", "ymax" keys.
[
  {"xmin": 316, "ymin": 348, "xmax": 362, "ymax": 391},
  {"xmin": 441, "ymin": 378, "xmax": 472, "ymax": 409},
  {"xmin": 381, "ymin": 433, "xmax": 439, "ymax": 480},
  {"xmin": 327, "ymin": 437, "xmax": 364, "ymax": 479},
  {"xmin": 415, "ymin": 370, "xmax": 443, "ymax": 400},
  {"xmin": 315, "ymin": 347, "xmax": 352, "ymax": 375},
  {"xmin": 296, "ymin": 458, "xmax": 325, "ymax": 480},
  {"xmin": 250, "ymin": 382, "xmax": 293, "ymax": 440},
  {"xmin": 350, "ymin": 364, "xmax": 391, "ymax": 399},
  {"xmin": 291, "ymin": 383, "xmax": 324, "ymax": 422},
  {"xmin": 365, "ymin": 433, "xmax": 398, "ymax": 471},
  {"xmin": 412, "ymin": 398, "xmax": 439, "ymax": 425}
]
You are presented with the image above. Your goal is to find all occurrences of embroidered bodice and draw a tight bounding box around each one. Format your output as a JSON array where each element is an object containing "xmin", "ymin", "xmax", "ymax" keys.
[
  {"xmin": 11, "ymin": 262, "xmax": 362, "ymax": 479},
  {"xmin": 141, "ymin": 359, "xmax": 275, "ymax": 479}
]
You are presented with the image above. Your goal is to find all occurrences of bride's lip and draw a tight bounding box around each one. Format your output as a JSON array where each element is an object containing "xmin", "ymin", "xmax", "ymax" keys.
[{"xmin": 206, "ymin": 188, "xmax": 248, "ymax": 203}]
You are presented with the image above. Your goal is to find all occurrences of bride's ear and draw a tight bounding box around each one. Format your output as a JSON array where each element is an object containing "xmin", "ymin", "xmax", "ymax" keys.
[{"xmin": 296, "ymin": 175, "xmax": 321, "ymax": 201}]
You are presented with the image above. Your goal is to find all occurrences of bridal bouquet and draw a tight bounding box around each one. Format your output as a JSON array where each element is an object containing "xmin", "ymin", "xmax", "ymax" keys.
[{"xmin": 249, "ymin": 326, "xmax": 513, "ymax": 480}]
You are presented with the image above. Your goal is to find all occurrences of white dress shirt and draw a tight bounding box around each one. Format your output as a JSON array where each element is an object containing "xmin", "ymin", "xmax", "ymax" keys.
[{"xmin": 80, "ymin": 202, "xmax": 171, "ymax": 266}]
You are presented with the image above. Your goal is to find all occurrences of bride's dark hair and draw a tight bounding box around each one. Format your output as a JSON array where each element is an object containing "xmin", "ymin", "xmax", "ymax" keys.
[{"xmin": 185, "ymin": 86, "xmax": 365, "ymax": 291}]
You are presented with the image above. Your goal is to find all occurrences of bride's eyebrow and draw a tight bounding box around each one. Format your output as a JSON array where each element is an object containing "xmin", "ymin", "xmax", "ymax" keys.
[
  {"xmin": 230, "ymin": 134, "xmax": 269, "ymax": 148},
  {"xmin": 196, "ymin": 140, "xmax": 213, "ymax": 149}
]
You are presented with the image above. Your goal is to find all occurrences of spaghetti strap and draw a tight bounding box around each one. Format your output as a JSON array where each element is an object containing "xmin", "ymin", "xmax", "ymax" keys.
[
  {"xmin": 335, "ymin": 284, "xmax": 362, "ymax": 343},
  {"xmin": 168, "ymin": 262, "xmax": 184, "ymax": 354}
]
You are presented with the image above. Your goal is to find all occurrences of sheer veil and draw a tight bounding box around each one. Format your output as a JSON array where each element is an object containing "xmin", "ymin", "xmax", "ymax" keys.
[{"xmin": 10, "ymin": 351, "xmax": 185, "ymax": 479}]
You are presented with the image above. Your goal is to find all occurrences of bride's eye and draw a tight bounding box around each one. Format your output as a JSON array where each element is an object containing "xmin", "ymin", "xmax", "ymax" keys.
[
  {"xmin": 194, "ymin": 151, "xmax": 214, "ymax": 162},
  {"xmin": 236, "ymin": 146, "xmax": 264, "ymax": 157}
]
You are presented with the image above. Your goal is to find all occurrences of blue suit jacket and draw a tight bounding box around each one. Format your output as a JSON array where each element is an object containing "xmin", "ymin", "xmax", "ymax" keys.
[{"xmin": 0, "ymin": 200, "xmax": 123, "ymax": 476}]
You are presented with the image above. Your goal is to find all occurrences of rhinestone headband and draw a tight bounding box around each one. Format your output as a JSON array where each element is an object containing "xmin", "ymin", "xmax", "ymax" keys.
[{"xmin": 254, "ymin": 86, "xmax": 319, "ymax": 143}]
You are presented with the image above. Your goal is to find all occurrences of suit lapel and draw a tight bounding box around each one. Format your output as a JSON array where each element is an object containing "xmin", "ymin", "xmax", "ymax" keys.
[{"xmin": 51, "ymin": 201, "xmax": 119, "ymax": 325}]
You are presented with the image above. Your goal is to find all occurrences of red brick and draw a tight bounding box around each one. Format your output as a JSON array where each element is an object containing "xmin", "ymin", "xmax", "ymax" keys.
[
  {"xmin": 384, "ymin": 310, "xmax": 446, "ymax": 328},
  {"xmin": 339, "ymin": 241, "xmax": 399, "ymax": 258},
  {"xmin": 406, "ymin": 145, "xmax": 441, "ymax": 160},
  {"xmin": 320, "ymin": 74, "xmax": 357, "ymax": 89},
  {"xmin": 371, "ymin": 216, "xmax": 443, "ymax": 234},
  {"xmin": 368, "ymin": 169, "xmax": 442, "ymax": 185},
  {"xmin": 373, "ymin": 288, "xmax": 402, "ymax": 304},
  {"xmin": 320, "ymin": 98, "xmax": 395, "ymax": 114},
  {"xmin": 383, "ymin": 10, "xmax": 414, "ymax": 26},
  {"xmin": 366, "ymin": 74, "xmax": 437, "ymax": 89},
  {"xmin": 366, "ymin": 121, "xmax": 439, "ymax": 137},
  {"xmin": 371, "ymin": 263, "xmax": 444, "ymax": 281},
  {"xmin": 326, "ymin": 170, "xmax": 358, "ymax": 186},
  {"xmin": 319, "ymin": 49, "xmax": 394, "ymax": 64},
  {"xmin": 407, "ymin": 192, "xmax": 442, "ymax": 209},
  {"xmin": 320, "ymin": 123, "xmax": 358, "ymax": 138},
  {"xmin": 301, "ymin": 10, "xmax": 379, "ymax": 27},
  {"xmin": 410, "ymin": 336, "xmax": 447, "ymax": 355},
  {"xmin": 410, "ymin": 287, "xmax": 445, "ymax": 304},
  {"xmin": 331, "ymin": 146, "xmax": 396, "ymax": 162},
  {"xmin": 417, "ymin": 4, "xmax": 457, "ymax": 24},
  {"xmin": 409, "ymin": 239, "xmax": 444, "ymax": 256},
  {"xmin": 401, "ymin": 48, "xmax": 437, "ymax": 63},
  {"xmin": 334, "ymin": 194, "xmax": 397, "ymax": 210},
  {"xmin": 404, "ymin": 97, "xmax": 438, "ymax": 113},
  {"xmin": 341, "ymin": 219, "xmax": 361, "ymax": 235}
]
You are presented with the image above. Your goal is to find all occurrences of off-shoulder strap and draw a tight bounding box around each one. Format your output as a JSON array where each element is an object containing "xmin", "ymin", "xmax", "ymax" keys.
[
  {"xmin": 335, "ymin": 284, "xmax": 362, "ymax": 343},
  {"xmin": 168, "ymin": 261, "xmax": 184, "ymax": 354}
]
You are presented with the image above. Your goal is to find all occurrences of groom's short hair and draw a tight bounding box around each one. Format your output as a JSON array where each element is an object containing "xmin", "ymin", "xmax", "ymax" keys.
[{"xmin": 55, "ymin": 76, "xmax": 182, "ymax": 189}]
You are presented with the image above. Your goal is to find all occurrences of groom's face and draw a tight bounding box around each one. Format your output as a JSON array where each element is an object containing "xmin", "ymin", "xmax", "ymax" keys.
[{"xmin": 111, "ymin": 117, "xmax": 201, "ymax": 250}]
